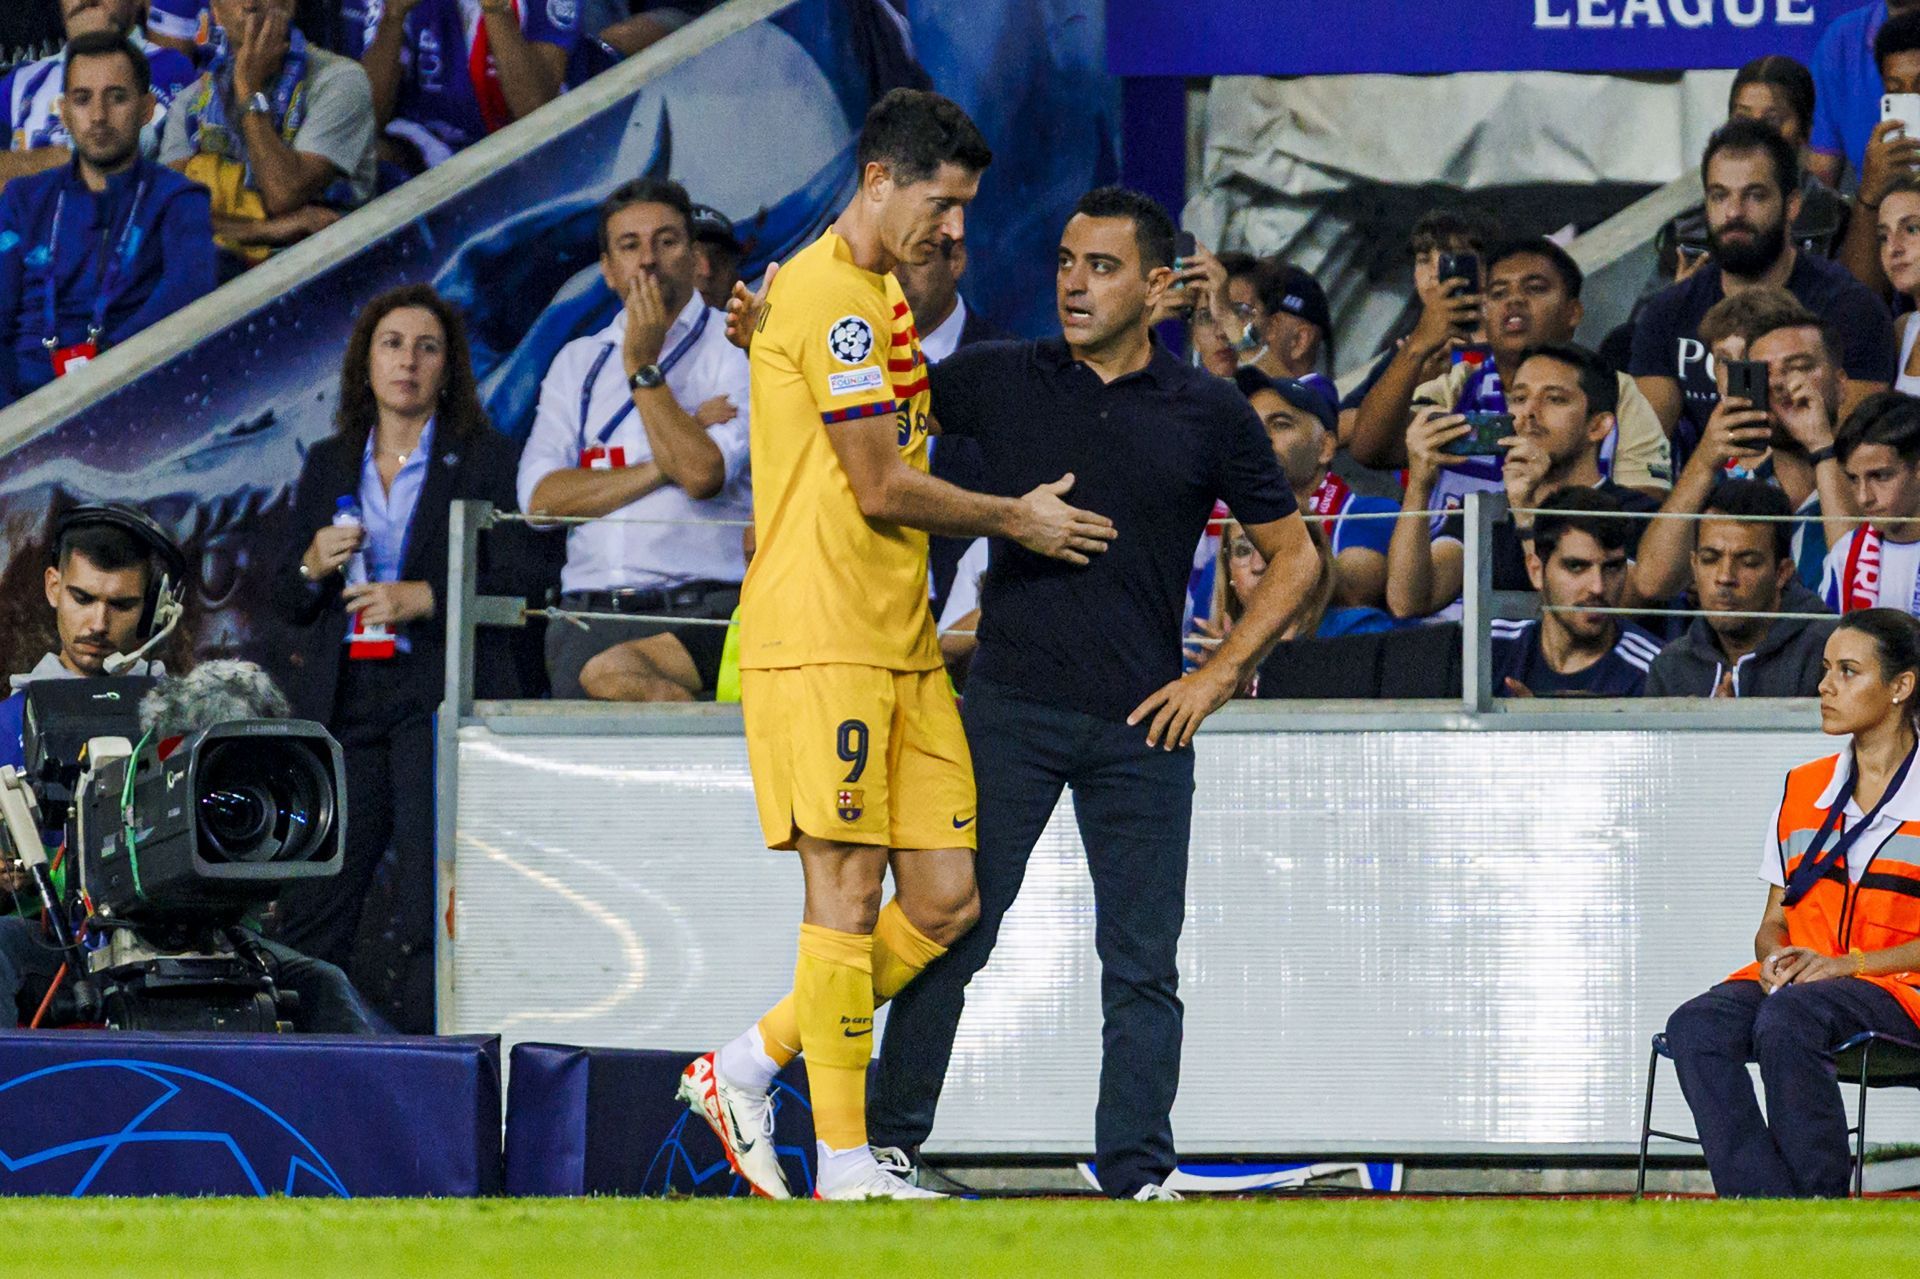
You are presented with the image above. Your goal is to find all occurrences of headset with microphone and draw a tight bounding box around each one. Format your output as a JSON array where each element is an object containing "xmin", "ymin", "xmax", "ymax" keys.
[{"xmin": 51, "ymin": 503, "xmax": 189, "ymax": 675}]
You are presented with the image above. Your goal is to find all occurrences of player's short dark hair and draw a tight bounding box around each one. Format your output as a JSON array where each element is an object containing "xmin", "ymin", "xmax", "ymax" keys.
[
  {"xmin": 1486, "ymin": 237, "xmax": 1584, "ymax": 299},
  {"xmin": 1836, "ymin": 389, "xmax": 1920, "ymax": 467},
  {"xmin": 1704, "ymin": 477, "xmax": 1794, "ymax": 563},
  {"xmin": 1729, "ymin": 55, "xmax": 1816, "ymax": 137},
  {"xmin": 1878, "ymin": 12, "xmax": 1920, "ymax": 77},
  {"xmin": 1700, "ymin": 117, "xmax": 1799, "ymax": 202},
  {"xmin": 1533, "ymin": 487, "xmax": 1633, "ymax": 563},
  {"xmin": 856, "ymin": 88, "xmax": 992, "ymax": 187},
  {"xmin": 596, "ymin": 177, "xmax": 693, "ymax": 255},
  {"xmin": 62, "ymin": 30, "xmax": 149, "ymax": 95},
  {"xmin": 1517, "ymin": 341, "xmax": 1618, "ymax": 420},
  {"xmin": 1408, "ymin": 206, "xmax": 1503, "ymax": 259},
  {"xmin": 57, "ymin": 521, "xmax": 150, "ymax": 580},
  {"xmin": 1071, "ymin": 186, "xmax": 1177, "ymax": 274}
]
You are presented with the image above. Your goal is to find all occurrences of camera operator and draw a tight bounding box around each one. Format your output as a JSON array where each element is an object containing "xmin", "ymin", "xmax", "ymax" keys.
[{"xmin": 0, "ymin": 509, "xmax": 380, "ymax": 1032}]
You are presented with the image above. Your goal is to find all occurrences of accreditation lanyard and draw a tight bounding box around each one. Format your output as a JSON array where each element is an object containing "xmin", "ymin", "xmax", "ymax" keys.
[
  {"xmin": 40, "ymin": 173, "xmax": 150, "ymax": 360},
  {"xmin": 575, "ymin": 305, "xmax": 710, "ymax": 467},
  {"xmin": 1782, "ymin": 744, "xmax": 1918, "ymax": 907}
]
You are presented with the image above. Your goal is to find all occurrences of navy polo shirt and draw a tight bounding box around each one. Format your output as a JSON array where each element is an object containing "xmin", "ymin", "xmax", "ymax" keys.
[{"xmin": 932, "ymin": 336, "xmax": 1298, "ymax": 723}]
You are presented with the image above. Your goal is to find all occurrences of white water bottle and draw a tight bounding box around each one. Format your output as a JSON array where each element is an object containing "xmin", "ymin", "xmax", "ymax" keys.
[{"xmin": 333, "ymin": 495, "xmax": 368, "ymax": 586}]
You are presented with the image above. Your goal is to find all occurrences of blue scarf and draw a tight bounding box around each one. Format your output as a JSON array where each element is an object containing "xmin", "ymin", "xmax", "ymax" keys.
[{"xmin": 182, "ymin": 25, "xmax": 312, "ymax": 182}]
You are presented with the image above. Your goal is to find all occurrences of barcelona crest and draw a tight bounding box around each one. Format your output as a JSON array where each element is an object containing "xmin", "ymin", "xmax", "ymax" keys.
[{"xmin": 836, "ymin": 788, "xmax": 864, "ymax": 822}]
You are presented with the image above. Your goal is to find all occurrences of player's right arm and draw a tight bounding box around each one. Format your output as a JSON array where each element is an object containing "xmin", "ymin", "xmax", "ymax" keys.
[{"xmin": 826, "ymin": 419, "xmax": 1115, "ymax": 565}]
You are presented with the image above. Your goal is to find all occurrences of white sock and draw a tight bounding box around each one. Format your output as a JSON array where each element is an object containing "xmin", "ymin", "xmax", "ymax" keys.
[
  {"xmin": 715, "ymin": 1023, "xmax": 782, "ymax": 1093},
  {"xmin": 817, "ymin": 1140, "xmax": 880, "ymax": 1191}
]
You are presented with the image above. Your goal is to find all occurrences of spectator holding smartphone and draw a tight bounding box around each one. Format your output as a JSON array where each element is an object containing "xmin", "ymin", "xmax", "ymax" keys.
[
  {"xmin": 1350, "ymin": 239, "xmax": 1672, "ymax": 508},
  {"xmin": 1339, "ymin": 207, "xmax": 1503, "ymax": 444},
  {"xmin": 1837, "ymin": 14, "xmax": 1920, "ymax": 293}
]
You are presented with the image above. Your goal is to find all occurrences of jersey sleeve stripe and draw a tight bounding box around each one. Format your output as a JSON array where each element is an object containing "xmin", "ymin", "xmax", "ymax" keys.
[
  {"xmin": 892, "ymin": 300, "xmax": 911, "ymax": 317},
  {"xmin": 888, "ymin": 357, "xmax": 920, "ymax": 373},
  {"xmin": 890, "ymin": 331, "xmax": 914, "ymax": 347},
  {"xmin": 892, "ymin": 377, "xmax": 930, "ymax": 399},
  {"xmin": 821, "ymin": 399, "xmax": 904, "ymax": 425}
]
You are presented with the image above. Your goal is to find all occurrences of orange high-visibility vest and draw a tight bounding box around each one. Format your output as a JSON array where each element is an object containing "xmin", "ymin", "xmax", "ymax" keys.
[{"xmin": 1729, "ymin": 752, "xmax": 1920, "ymax": 1028}]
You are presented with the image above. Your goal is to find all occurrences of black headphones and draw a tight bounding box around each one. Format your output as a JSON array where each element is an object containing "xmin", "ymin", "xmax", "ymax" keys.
[{"xmin": 52, "ymin": 503, "xmax": 190, "ymax": 641}]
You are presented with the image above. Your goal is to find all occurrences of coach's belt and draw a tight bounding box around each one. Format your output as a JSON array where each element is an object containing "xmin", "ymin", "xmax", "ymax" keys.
[{"xmin": 564, "ymin": 582, "xmax": 737, "ymax": 614}]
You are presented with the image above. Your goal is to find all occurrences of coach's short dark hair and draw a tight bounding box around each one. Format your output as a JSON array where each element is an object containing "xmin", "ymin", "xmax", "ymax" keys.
[
  {"xmin": 1517, "ymin": 341, "xmax": 1618, "ymax": 420},
  {"xmin": 1700, "ymin": 117, "xmax": 1799, "ymax": 202},
  {"xmin": 856, "ymin": 88, "xmax": 992, "ymax": 187},
  {"xmin": 62, "ymin": 30, "xmax": 149, "ymax": 95},
  {"xmin": 1486, "ymin": 237, "xmax": 1584, "ymax": 300},
  {"xmin": 1071, "ymin": 186, "xmax": 1177, "ymax": 274},
  {"xmin": 1704, "ymin": 477, "xmax": 1794, "ymax": 563},
  {"xmin": 1836, "ymin": 390, "xmax": 1920, "ymax": 468},
  {"xmin": 1533, "ymin": 487, "xmax": 1633, "ymax": 563},
  {"xmin": 596, "ymin": 177, "xmax": 693, "ymax": 255}
]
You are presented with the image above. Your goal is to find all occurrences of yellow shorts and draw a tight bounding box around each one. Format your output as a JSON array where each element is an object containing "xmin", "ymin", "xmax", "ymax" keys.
[{"xmin": 740, "ymin": 664, "xmax": 976, "ymax": 852}]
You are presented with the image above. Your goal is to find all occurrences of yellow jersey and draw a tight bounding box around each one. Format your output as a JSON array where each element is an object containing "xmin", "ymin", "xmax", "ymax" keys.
[{"xmin": 738, "ymin": 230, "xmax": 939, "ymax": 672}]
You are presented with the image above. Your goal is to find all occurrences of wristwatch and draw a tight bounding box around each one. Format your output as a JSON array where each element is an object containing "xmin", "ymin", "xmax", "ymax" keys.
[
  {"xmin": 1808, "ymin": 444, "xmax": 1838, "ymax": 466},
  {"xmin": 240, "ymin": 91, "xmax": 272, "ymax": 117},
  {"xmin": 628, "ymin": 363, "xmax": 665, "ymax": 391}
]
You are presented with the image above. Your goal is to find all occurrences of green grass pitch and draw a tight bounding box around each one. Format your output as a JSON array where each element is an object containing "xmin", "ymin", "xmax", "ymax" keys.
[{"xmin": 2, "ymin": 1197, "xmax": 1919, "ymax": 1277}]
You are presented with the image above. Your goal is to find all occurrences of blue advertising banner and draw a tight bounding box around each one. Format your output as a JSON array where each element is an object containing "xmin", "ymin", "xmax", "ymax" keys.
[
  {"xmin": 0, "ymin": 1033, "xmax": 502, "ymax": 1197},
  {"xmin": 1106, "ymin": 0, "xmax": 1845, "ymax": 77},
  {"xmin": 0, "ymin": 0, "xmax": 1116, "ymax": 677},
  {"xmin": 504, "ymin": 1044, "xmax": 819, "ymax": 1197}
]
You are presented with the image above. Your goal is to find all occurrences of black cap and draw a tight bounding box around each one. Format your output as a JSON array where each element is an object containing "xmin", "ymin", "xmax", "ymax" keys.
[
  {"xmin": 1233, "ymin": 367, "xmax": 1336, "ymax": 435},
  {"xmin": 1263, "ymin": 262, "xmax": 1331, "ymax": 337},
  {"xmin": 689, "ymin": 203, "xmax": 741, "ymax": 253}
]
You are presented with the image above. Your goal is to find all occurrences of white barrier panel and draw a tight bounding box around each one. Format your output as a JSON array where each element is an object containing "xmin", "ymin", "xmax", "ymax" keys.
[{"xmin": 447, "ymin": 712, "xmax": 1920, "ymax": 1155}]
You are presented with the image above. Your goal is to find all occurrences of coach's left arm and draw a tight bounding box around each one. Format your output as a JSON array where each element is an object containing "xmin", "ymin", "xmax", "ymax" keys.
[{"xmin": 1129, "ymin": 510, "xmax": 1319, "ymax": 749}]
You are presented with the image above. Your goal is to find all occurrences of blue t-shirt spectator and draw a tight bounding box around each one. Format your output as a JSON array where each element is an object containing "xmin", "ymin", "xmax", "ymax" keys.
[
  {"xmin": 0, "ymin": 155, "xmax": 216, "ymax": 407},
  {"xmin": 1490, "ymin": 617, "xmax": 1659, "ymax": 697},
  {"xmin": 363, "ymin": 0, "xmax": 578, "ymax": 172},
  {"xmin": 1809, "ymin": 1, "xmax": 1887, "ymax": 179},
  {"xmin": 1, "ymin": 34, "xmax": 195, "ymax": 159}
]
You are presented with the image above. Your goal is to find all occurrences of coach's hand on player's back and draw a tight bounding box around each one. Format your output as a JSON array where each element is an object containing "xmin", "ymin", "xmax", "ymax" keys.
[
  {"xmin": 724, "ymin": 263, "xmax": 779, "ymax": 351},
  {"xmin": 1012, "ymin": 473, "xmax": 1116, "ymax": 566}
]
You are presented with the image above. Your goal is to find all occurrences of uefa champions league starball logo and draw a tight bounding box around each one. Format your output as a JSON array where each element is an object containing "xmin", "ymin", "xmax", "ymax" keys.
[
  {"xmin": 828, "ymin": 316, "xmax": 875, "ymax": 365},
  {"xmin": 0, "ymin": 1060, "xmax": 349, "ymax": 1197}
]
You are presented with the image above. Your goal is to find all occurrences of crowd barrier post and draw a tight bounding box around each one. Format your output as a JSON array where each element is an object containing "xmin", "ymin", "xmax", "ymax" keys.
[{"xmin": 1460, "ymin": 490, "xmax": 1504, "ymax": 713}]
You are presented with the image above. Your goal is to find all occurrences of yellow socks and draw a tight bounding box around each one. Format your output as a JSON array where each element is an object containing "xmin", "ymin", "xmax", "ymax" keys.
[
  {"xmin": 794, "ymin": 923, "xmax": 874, "ymax": 1151},
  {"xmin": 753, "ymin": 900, "xmax": 949, "ymax": 1071},
  {"xmin": 871, "ymin": 898, "xmax": 948, "ymax": 1001}
]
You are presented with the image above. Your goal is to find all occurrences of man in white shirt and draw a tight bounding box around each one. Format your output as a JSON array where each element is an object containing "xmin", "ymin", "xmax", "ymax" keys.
[
  {"xmin": 1821, "ymin": 391, "xmax": 1920, "ymax": 616},
  {"xmin": 516, "ymin": 177, "xmax": 751, "ymax": 699}
]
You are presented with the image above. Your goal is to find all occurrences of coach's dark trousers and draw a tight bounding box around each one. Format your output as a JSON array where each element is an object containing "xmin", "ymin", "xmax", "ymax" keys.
[
  {"xmin": 870, "ymin": 676, "xmax": 1194, "ymax": 1199},
  {"xmin": 1664, "ymin": 978, "xmax": 1916, "ymax": 1197}
]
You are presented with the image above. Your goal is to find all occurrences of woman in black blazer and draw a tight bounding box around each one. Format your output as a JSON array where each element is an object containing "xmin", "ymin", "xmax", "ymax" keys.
[{"xmin": 268, "ymin": 283, "xmax": 522, "ymax": 1034}]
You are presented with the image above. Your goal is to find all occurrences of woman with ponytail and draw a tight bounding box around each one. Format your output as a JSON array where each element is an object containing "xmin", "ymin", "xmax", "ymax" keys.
[{"xmin": 1664, "ymin": 608, "xmax": 1920, "ymax": 1197}]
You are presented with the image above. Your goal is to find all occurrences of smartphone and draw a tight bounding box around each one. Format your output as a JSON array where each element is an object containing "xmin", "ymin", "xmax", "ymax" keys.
[
  {"xmin": 1437, "ymin": 251, "xmax": 1480, "ymax": 291},
  {"xmin": 1676, "ymin": 243, "xmax": 1709, "ymax": 270},
  {"xmin": 1724, "ymin": 358, "xmax": 1771, "ymax": 416},
  {"xmin": 1172, "ymin": 231, "xmax": 1197, "ymax": 292},
  {"xmin": 1441, "ymin": 410, "xmax": 1513, "ymax": 457},
  {"xmin": 1885, "ymin": 93, "xmax": 1920, "ymax": 140}
]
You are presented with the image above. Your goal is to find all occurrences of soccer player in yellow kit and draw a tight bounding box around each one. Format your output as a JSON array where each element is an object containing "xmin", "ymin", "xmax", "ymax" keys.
[{"xmin": 677, "ymin": 89, "xmax": 1118, "ymax": 1200}]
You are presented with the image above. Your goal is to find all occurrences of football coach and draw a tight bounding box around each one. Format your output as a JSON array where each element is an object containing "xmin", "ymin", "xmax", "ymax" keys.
[{"xmin": 866, "ymin": 187, "xmax": 1321, "ymax": 1199}]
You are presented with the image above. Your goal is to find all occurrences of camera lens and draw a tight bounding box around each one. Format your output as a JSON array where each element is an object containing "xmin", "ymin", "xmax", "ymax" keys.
[{"xmin": 195, "ymin": 740, "xmax": 334, "ymax": 864}]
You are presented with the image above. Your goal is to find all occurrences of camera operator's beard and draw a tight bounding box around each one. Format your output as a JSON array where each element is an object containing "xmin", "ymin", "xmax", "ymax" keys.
[{"xmin": 1708, "ymin": 214, "xmax": 1789, "ymax": 278}]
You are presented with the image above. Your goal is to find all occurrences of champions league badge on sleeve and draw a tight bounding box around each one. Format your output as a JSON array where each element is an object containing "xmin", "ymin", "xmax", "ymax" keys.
[{"xmin": 828, "ymin": 316, "xmax": 875, "ymax": 365}]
